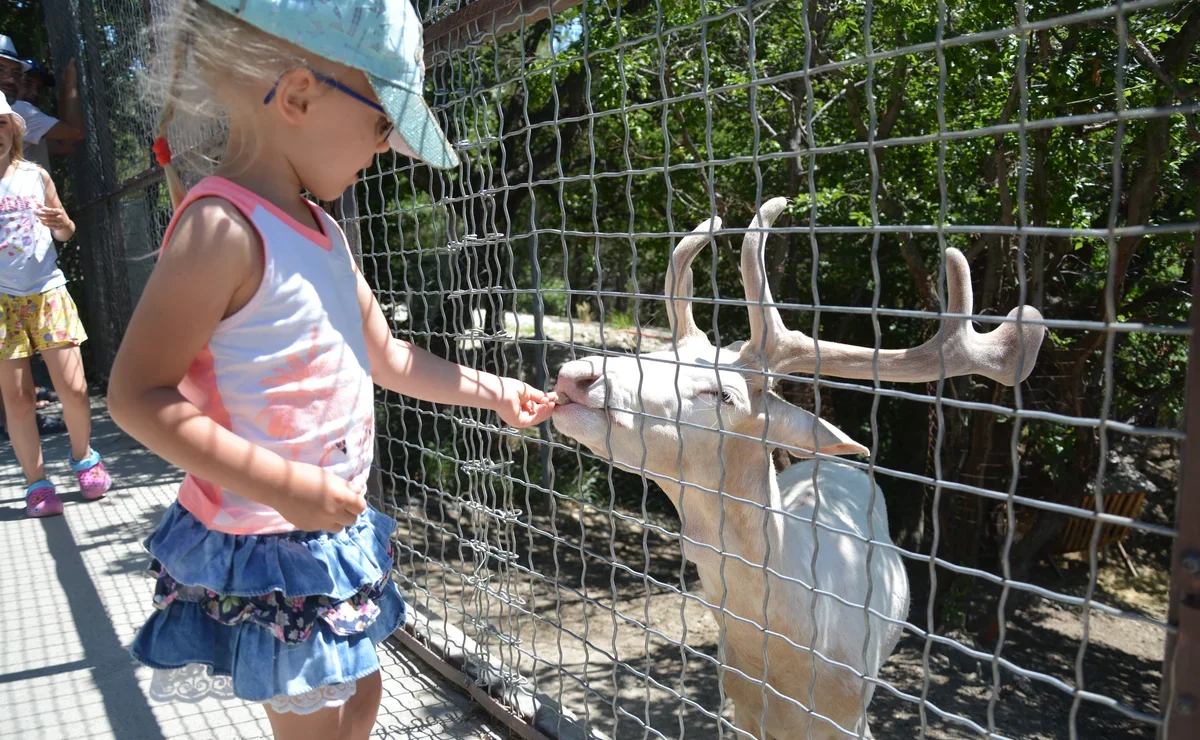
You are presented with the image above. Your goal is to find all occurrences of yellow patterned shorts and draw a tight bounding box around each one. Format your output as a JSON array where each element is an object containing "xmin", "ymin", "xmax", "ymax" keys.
[{"xmin": 0, "ymin": 285, "xmax": 88, "ymax": 361}]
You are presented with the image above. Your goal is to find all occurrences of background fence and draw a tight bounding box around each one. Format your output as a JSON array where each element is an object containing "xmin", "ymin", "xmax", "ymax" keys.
[{"xmin": 12, "ymin": 0, "xmax": 1200, "ymax": 737}]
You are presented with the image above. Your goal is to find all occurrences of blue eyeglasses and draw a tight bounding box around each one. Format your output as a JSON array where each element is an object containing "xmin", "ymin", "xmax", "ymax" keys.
[{"xmin": 264, "ymin": 69, "xmax": 394, "ymax": 140}]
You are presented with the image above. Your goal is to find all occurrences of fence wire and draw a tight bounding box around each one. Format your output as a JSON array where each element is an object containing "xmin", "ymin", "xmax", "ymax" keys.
[{"xmin": 37, "ymin": 0, "xmax": 1199, "ymax": 738}]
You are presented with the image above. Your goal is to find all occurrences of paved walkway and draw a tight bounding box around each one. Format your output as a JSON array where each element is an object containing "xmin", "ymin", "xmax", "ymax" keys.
[{"xmin": 0, "ymin": 400, "xmax": 506, "ymax": 740}]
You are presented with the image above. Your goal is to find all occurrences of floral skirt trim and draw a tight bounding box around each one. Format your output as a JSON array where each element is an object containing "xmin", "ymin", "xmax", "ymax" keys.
[
  {"xmin": 150, "ymin": 559, "xmax": 387, "ymax": 644},
  {"xmin": 148, "ymin": 663, "xmax": 360, "ymax": 714}
]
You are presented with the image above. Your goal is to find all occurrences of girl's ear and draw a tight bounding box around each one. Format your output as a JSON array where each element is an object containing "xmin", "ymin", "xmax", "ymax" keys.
[{"xmin": 272, "ymin": 68, "xmax": 318, "ymax": 123}]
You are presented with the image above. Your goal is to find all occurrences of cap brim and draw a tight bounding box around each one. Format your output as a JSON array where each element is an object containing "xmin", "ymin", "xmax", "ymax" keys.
[{"xmin": 369, "ymin": 74, "xmax": 458, "ymax": 170}]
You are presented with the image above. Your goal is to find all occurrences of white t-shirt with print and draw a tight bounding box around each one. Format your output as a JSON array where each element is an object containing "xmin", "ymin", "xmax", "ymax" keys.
[
  {"xmin": 12, "ymin": 101, "xmax": 56, "ymax": 172},
  {"xmin": 0, "ymin": 160, "xmax": 67, "ymax": 296}
]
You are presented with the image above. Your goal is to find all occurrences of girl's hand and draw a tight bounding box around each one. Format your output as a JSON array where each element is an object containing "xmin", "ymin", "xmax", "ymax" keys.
[
  {"xmin": 36, "ymin": 206, "xmax": 71, "ymax": 232},
  {"xmin": 268, "ymin": 461, "xmax": 367, "ymax": 533},
  {"xmin": 495, "ymin": 377, "xmax": 556, "ymax": 428}
]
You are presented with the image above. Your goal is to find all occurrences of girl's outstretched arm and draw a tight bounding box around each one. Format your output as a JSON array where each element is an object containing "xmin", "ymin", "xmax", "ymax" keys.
[
  {"xmin": 108, "ymin": 200, "xmax": 365, "ymax": 532},
  {"xmin": 355, "ymin": 269, "xmax": 555, "ymax": 428}
]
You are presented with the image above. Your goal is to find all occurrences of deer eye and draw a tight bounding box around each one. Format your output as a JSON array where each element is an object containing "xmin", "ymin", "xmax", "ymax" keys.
[{"xmin": 700, "ymin": 388, "xmax": 736, "ymax": 405}]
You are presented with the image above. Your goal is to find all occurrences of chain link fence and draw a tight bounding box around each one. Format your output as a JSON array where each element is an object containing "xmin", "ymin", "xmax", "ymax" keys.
[{"xmin": 36, "ymin": 0, "xmax": 1200, "ymax": 738}]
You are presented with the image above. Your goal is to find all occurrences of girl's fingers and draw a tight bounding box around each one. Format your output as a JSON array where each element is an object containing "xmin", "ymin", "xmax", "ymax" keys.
[
  {"xmin": 522, "ymin": 384, "xmax": 550, "ymax": 403},
  {"xmin": 36, "ymin": 209, "xmax": 64, "ymax": 227},
  {"xmin": 518, "ymin": 401, "xmax": 555, "ymax": 426}
]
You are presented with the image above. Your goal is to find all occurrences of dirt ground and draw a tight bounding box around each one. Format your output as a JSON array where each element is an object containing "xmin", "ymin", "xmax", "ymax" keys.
[{"xmin": 385, "ymin": 486, "xmax": 1168, "ymax": 740}]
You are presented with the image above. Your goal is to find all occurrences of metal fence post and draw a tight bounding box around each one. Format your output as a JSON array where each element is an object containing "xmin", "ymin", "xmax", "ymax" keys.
[
  {"xmin": 1161, "ymin": 222, "xmax": 1200, "ymax": 738},
  {"xmin": 41, "ymin": 0, "xmax": 133, "ymax": 379}
]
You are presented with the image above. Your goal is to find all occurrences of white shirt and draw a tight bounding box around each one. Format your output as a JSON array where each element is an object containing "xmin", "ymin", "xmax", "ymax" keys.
[
  {"xmin": 12, "ymin": 101, "xmax": 56, "ymax": 171},
  {"xmin": 167, "ymin": 177, "xmax": 376, "ymax": 535},
  {"xmin": 0, "ymin": 160, "xmax": 67, "ymax": 296}
]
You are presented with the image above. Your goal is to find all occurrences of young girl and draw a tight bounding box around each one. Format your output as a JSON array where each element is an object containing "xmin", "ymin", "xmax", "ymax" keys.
[
  {"xmin": 106, "ymin": 0, "xmax": 554, "ymax": 736},
  {"xmin": 0, "ymin": 96, "xmax": 111, "ymax": 518}
]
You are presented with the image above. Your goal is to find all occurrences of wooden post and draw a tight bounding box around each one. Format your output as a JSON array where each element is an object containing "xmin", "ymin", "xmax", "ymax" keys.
[{"xmin": 1161, "ymin": 211, "xmax": 1200, "ymax": 738}]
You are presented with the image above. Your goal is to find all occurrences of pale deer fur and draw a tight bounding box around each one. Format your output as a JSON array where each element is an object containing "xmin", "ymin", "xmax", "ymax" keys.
[{"xmin": 550, "ymin": 198, "xmax": 1045, "ymax": 739}]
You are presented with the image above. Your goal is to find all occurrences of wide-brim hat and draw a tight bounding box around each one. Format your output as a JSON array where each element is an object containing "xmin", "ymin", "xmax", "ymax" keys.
[
  {"xmin": 0, "ymin": 95, "xmax": 27, "ymax": 138},
  {"xmin": 0, "ymin": 35, "xmax": 32, "ymax": 72},
  {"xmin": 206, "ymin": 0, "xmax": 458, "ymax": 169}
]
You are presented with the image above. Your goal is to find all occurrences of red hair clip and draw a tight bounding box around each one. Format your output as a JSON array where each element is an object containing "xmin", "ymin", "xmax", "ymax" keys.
[{"xmin": 153, "ymin": 136, "xmax": 173, "ymax": 166}]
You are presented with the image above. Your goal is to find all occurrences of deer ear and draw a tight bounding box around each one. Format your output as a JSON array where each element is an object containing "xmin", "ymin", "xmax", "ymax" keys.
[{"xmin": 756, "ymin": 394, "xmax": 868, "ymax": 457}]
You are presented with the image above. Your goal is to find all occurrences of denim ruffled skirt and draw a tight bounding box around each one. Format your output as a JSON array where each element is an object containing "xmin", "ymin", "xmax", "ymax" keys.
[{"xmin": 129, "ymin": 501, "xmax": 406, "ymax": 703}]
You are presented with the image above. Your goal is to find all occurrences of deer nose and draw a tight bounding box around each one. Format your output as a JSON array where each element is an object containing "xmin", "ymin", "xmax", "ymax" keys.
[{"xmin": 554, "ymin": 360, "xmax": 600, "ymax": 404}]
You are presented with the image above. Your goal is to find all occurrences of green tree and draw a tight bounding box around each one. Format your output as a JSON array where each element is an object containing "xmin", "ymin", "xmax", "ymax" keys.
[{"xmin": 373, "ymin": 0, "xmax": 1197, "ymax": 627}]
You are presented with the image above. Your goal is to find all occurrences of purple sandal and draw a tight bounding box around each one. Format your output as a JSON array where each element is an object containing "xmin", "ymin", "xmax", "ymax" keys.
[
  {"xmin": 26, "ymin": 480, "xmax": 64, "ymax": 518},
  {"xmin": 71, "ymin": 448, "xmax": 112, "ymax": 501}
]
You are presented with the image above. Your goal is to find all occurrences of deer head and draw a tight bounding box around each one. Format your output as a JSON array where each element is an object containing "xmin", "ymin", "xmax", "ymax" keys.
[{"xmin": 551, "ymin": 198, "xmax": 1045, "ymax": 490}]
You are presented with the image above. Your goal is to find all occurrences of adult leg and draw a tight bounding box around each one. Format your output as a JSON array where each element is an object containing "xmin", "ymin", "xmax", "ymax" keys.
[
  {"xmin": 41, "ymin": 344, "xmax": 90, "ymax": 461},
  {"xmin": 0, "ymin": 357, "xmax": 44, "ymax": 484}
]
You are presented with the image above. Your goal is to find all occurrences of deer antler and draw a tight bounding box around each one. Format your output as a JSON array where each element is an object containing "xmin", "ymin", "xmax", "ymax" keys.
[
  {"xmin": 740, "ymin": 197, "xmax": 792, "ymax": 358},
  {"xmin": 665, "ymin": 217, "xmax": 722, "ymax": 348},
  {"xmin": 738, "ymin": 199, "xmax": 1045, "ymax": 386}
]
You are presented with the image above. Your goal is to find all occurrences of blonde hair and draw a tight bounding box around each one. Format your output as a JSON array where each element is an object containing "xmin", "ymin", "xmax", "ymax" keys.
[
  {"xmin": 4, "ymin": 114, "xmax": 24, "ymax": 162},
  {"xmin": 149, "ymin": 0, "xmax": 313, "ymax": 206}
]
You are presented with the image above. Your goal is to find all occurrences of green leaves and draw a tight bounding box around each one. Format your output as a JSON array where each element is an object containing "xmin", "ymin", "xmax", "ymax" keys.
[{"xmin": 361, "ymin": 0, "xmax": 1197, "ymax": 550}]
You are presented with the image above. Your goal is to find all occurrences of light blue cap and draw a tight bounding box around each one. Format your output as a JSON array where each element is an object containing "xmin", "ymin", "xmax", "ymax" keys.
[{"xmin": 205, "ymin": 0, "xmax": 458, "ymax": 169}]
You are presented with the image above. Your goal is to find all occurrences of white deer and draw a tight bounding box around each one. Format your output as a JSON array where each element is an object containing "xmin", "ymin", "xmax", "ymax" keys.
[{"xmin": 550, "ymin": 198, "xmax": 1045, "ymax": 739}]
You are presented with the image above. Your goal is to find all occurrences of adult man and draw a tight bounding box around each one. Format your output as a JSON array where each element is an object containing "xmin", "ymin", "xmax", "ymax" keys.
[
  {"xmin": 0, "ymin": 34, "xmax": 27, "ymax": 101},
  {"xmin": 0, "ymin": 34, "xmax": 83, "ymax": 170}
]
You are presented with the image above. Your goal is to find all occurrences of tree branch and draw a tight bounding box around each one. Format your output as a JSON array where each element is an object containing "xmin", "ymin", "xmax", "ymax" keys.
[
  {"xmin": 876, "ymin": 55, "xmax": 909, "ymax": 140},
  {"xmin": 1069, "ymin": 7, "xmax": 1200, "ymax": 373},
  {"xmin": 1086, "ymin": 19, "xmax": 1197, "ymax": 101},
  {"xmin": 898, "ymin": 233, "xmax": 935, "ymax": 310},
  {"xmin": 1086, "ymin": 10, "xmax": 1200, "ymax": 141},
  {"xmin": 664, "ymin": 62, "xmax": 719, "ymax": 215}
]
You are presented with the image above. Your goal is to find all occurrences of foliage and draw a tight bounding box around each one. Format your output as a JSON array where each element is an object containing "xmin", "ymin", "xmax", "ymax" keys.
[{"xmin": 369, "ymin": 0, "xmax": 1197, "ymax": 615}]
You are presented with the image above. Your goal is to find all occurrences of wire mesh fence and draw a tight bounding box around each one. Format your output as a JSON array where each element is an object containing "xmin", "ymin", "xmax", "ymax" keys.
[
  {"xmin": 37, "ymin": 0, "xmax": 175, "ymax": 371},
  {"xmin": 32, "ymin": 0, "xmax": 1200, "ymax": 738}
]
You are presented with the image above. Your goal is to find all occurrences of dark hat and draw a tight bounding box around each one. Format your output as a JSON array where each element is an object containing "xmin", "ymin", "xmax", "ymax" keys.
[{"xmin": 22, "ymin": 60, "xmax": 54, "ymax": 86}]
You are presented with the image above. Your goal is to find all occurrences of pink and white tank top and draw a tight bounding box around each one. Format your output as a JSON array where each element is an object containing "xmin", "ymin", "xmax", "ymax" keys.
[{"xmin": 164, "ymin": 178, "xmax": 375, "ymax": 535}]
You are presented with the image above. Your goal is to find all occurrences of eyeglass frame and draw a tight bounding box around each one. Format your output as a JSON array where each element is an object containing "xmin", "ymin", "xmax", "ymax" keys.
[{"xmin": 264, "ymin": 68, "xmax": 394, "ymax": 141}]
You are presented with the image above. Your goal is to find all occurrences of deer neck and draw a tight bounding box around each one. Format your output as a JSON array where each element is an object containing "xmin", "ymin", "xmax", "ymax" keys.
[{"xmin": 651, "ymin": 437, "xmax": 786, "ymax": 569}]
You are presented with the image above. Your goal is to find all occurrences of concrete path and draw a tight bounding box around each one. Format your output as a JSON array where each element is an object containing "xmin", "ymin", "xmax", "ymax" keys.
[{"xmin": 0, "ymin": 400, "xmax": 506, "ymax": 740}]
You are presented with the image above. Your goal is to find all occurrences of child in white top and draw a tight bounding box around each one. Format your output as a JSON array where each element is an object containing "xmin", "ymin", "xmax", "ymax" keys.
[
  {"xmin": 0, "ymin": 95, "xmax": 111, "ymax": 518},
  {"xmin": 107, "ymin": 1, "xmax": 554, "ymax": 737}
]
